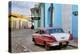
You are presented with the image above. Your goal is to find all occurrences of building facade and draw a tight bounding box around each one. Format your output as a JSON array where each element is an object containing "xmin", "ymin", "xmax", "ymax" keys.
[
  {"xmin": 31, "ymin": 7, "xmax": 40, "ymax": 29},
  {"xmin": 39, "ymin": 3, "xmax": 78, "ymax": 39},
  {"xmin": 31, "ymin": 3, "xmax": 78, "ymax": 39},
  {"xmin": 9, "ymin": 13, "xmax": 30, "ymax": 30},
  {"xmin": 72, "ymin": 5, "xmax": 78, "ymax": 39}
]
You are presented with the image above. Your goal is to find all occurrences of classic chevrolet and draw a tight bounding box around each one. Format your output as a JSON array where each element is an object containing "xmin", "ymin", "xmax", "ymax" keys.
[{"xmin": 32, "ymin": 28, "xmax": 73, "ymax": 50}]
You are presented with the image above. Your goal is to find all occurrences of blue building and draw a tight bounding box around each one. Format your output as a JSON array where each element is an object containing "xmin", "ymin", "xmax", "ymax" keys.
[
  {"xmin": 39, "ymin": 3, "xmax": 78, "ymax": 39},
  {"xmin": 72, "ymin": 5, "xmax": 78, "ymax": 39},
  {"xmin": 40, "ymin": 3, "xmax": 54, "ymax": 28},
  {"xmin": 40, "ymin": 3, "xmax": 62, "ymax": 28}
]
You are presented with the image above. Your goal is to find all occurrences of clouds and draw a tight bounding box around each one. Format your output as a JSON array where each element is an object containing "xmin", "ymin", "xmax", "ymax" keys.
[
  {"xmin": 11, "ymin": 1, "xmax": 37, "ymax": 16},
  {"xmin": 12, "ymin": 1, "xmax": 35, "ymax": 9}
]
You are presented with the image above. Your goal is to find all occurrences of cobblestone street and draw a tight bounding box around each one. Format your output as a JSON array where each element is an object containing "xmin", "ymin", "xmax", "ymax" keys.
[{"xmin": 11, "ymin": 29, "xmax": 78, "ymax": 53}]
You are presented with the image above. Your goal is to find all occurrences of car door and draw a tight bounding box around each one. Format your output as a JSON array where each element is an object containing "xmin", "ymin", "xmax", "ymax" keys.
[
  {"xmin": 32, "ymin": 30, "xmax": 42, "ymax": 45},
  {"xmin": 36, "ymin": 30, "xmax": 47, "ymax": 45},
  {"xmin": 36, "ymin": 30, "xmax": 44, "ymax": 45}
]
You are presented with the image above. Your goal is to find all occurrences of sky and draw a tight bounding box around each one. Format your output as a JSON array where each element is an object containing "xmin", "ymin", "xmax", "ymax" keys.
[{"xmin": 11, "ymin": 1, "xmax": 38, "ymax": 16}]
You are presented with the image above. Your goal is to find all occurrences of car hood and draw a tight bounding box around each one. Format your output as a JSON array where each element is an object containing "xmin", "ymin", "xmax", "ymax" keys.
[{"xmin": 51, "ymin": 33, "xmax": 70, "ymax": 41}]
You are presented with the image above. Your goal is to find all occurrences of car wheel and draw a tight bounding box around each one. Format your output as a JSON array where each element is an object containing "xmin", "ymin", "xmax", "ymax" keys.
[
  {"xmin": 63, "ymin": 42, "xmax": 69, "ymax": 48},
  {"xmin": 60, "ymin": 42, "xmax": 69, "ymax": 48},
  {"xmin": 63, "ymin": 44, "xmax": 68, "ymax": 48},
  {"xmin": 51, "ymin": 46, "xmax": 61, "ymax": 50},
  {"xmin": 45, "ymin": 45, "xmax": 50, "ymax": 50},
  {"xmin": 44, "ymin": 43, "xmax": 50, "ymax": 50},
  {"xmin": 32, "ymin": 38, "xmax": 35, "ymax": 42},
  {"xmin": 32, "ymin": 38, "xmax": 37, "ymax": 45}
]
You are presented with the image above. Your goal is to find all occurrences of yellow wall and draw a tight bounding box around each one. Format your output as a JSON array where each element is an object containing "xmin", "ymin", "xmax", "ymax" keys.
[
  {"xmin": 9, "ymin": 12, "xmax": 31, "ymax": 29},
  {"xmin": 10, "ymin": 16, "xmax": 29, "ymax": 29}
]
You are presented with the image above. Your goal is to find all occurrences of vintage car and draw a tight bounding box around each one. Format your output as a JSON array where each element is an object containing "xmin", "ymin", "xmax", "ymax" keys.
[{"xmin": 32, "ymin": 28, "xmax": 73, "ymax": 50}]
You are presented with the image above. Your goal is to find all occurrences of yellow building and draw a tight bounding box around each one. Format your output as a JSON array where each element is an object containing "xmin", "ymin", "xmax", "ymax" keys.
[{"xmin": 9, "ymin": 12, "xmax": 31, "ymax": 30}]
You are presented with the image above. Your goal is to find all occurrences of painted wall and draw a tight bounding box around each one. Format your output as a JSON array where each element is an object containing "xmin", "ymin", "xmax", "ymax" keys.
[
  {"xmin": 44, "ymin": 3, "xmax": 50, "ymax": 28},
  {"xmin": 62, "ymin": 4, "xmax": 72, "ymax": 33},
  {"xmin": 48, "ymin": 6, "xmax": 51, "ymax": 27},
  {"xmin": 40, "ymin": 4, "xmax": 45, "ymax": 28},
  {"xmin": 53, "ymin": 4, "xmax": 62, "ymax": 28},
  {"xmin": 72, "ymin": 5, "xmax": 78, "ymax": 39},
  {"xmin": 34, "ymin": 20, "xmax": 38, "ymax": 29},
  {"xmin": 31, "ymin": 8, "xmax": 40, "ymax": 29},
  {"xmin": 41, "ymin": 3, "xmax": 62, "ymax": 28},
  {"xmin": 40, "ymin": 3, "xmax": 78, "ymax": 39}
]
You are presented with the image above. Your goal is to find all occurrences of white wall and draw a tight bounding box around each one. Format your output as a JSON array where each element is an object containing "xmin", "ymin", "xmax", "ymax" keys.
[{"xmin": 62, "ymin": 4, "xmax": 72, "ymax": 33}]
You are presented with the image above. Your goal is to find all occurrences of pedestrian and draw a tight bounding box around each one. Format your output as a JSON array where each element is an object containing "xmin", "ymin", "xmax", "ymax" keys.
[{"xmin": 31, "ymin": 23, "xmax": 34, "ymax": 30}]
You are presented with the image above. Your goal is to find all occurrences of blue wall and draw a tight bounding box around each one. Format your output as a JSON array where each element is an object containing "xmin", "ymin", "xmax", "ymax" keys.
[
  {"xmin": 48, "ymin": 8, "xmax": 51, "ymax": 27},
  {"xmin": 72, "ymin": 5, "xmax": 78, "ymax": 39},
  {"xmin": 53, "ymin": 4, "xmax": 62, "ymax": 28},
  {"xmin": 43, "ymin": 4, "xmax": 78, "ymax": 39},
  {"xmin": 40, "ymin": 4, "xmax": 45, "ymax": 27},
  {"xmin": 44, "ymin": 3, "xmax": 50, "ymax": 28},
  {"xmin": 44, "ymin": 3, "xmax": 62, "ymax": 28}
]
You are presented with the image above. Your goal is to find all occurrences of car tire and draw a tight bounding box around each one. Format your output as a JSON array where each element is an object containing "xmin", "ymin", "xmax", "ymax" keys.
[
  {"xmin": 45, "ymin": 45, "xmax": 50, "ymax": 50},
  {"xmin": 32, "ymin": 38, "xmax": 35, "ymax": 42},
  {"xmin": 44, "ymin": 42, "xmax": 50, "ymax": 50},
  {"xmin": 63, "ymin": 42, "xmax": 69, "ymax": 48},
  {"xmin": 60, "ymin": 42, "xmax": 69, "ymax": 48},
  {"xmin": 62, "ymin": 44, "xmax": 68, "ymax": 48},
  {"xmin": 32, "ymin": 38, "xmax": 37, "ymax": 45}
]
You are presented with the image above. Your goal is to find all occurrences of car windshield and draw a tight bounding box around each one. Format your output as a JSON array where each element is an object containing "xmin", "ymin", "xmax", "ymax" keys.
[
  {"xmin": 35, "ymin": 29, "xmax": 47, "ymax": 34},
  {"xmin": 47, "ymin": 28, "xmax": 64, "ymax": 34}
]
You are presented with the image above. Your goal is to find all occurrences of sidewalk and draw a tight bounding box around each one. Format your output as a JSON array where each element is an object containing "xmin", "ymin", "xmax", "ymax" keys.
[{"xmin": 68, "ymin": 40, "xmax": 78, "ymax": 48}]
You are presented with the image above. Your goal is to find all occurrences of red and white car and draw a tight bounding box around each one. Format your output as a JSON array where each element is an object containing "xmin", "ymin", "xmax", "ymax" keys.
[{"xmin": 32, "ymin": 28, "xmax": 73, "ymax": 50}]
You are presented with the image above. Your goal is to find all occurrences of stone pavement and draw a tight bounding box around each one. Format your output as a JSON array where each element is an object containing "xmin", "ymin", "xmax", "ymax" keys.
[{"xmin": 11, "ymin": 29, "xmax": 78, "ymax": 53}]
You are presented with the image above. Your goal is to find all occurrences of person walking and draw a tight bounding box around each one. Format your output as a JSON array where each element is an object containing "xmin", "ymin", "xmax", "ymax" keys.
[{"xmin": 31, "ymin": 23, "xmax": 34, "ymax": 29}]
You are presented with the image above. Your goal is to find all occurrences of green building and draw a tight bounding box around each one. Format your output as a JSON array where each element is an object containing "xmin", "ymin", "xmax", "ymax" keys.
[{"xmin": 30, "ymin": 5, "xmax": 41, "ymax": 29}]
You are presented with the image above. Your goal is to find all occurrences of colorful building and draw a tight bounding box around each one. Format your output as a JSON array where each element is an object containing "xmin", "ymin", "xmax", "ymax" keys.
[
  {"xmin": 39, "ymin": 3, "xmax": 62, "ymax": 28},
  {"xmin": 39, "ymin": 3, "xmax": 54, "ymax": 28},
  {"xmin": 30, "ymin": 6, "xmax": 40, "ymax": 29},
  {"xmin": 9, "ymin": 12, "xmax": 30, "ymax": 30},
  {"xmin": 31, "ymin": 3, "xmax": 78, "ymax": 39},
  {"xmin": 72, "ymin": 5, "xmax": 78, "ymax": 39},
  {"xmin": 39, "ymin": 3, "xmax": 78, "ymax": 39}
]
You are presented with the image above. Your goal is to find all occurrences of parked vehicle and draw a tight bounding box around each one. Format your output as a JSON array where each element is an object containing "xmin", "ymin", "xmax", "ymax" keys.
[{"xmin": 32, "ymin": 28, "xmax": 73, "ymax": 50}]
